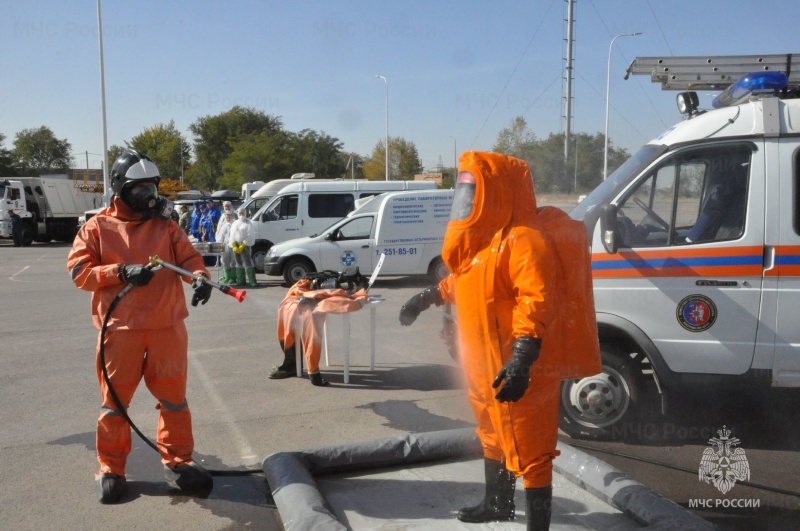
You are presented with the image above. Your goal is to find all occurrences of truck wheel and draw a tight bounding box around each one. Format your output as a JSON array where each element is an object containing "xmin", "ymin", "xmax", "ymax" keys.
[
  {"xmin": 251, "ymin": 244, "xmax": 271, "ymax": 274},
  {"xmin": 428, "ymin": 256, "xmax": 450, "ymax": 282},
  {"xmin": 20, "ymin": 223, "xmax": 35, "ymax": 247},
  {"xmin": 558, "ymin": 344, "xmax": 643, "ymax": 441},
  {"xmin": 283, "ymin": 257, "xmax": 315, "ymax": 286}
]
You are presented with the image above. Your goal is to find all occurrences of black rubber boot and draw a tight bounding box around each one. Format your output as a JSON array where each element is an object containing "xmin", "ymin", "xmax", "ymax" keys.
[
  {"xmin": 457, "ymin": 457, "xmax": 516, "ymax": 522},
  {"xmin": 268, "ymin": 343, "xmax": 297, "ymax": 379},
  {"xmin": 164, "ymin": 462, "xmax": 213, "ymax": 497},
  {"xmin": 309, "ymin": 371, "xmax": 330, "ymax": 386},
  {"xmin": 524, "ymin": 485, "xmax": 552, "ymax": 531},
  {"xmin": 96, "ymin": 473, "xmax": 126, "ymax": 504}
]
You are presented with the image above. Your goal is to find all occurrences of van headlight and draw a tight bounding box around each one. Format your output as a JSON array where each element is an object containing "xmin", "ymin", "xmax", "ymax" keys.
[{"xmin": 266, "ymin": 247, "xmax": 277, "ymax": 258}]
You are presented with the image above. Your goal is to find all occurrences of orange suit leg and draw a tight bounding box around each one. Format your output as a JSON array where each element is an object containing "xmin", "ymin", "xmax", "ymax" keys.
[
  {"xmin": 490, "ymin": 376, "xmax": 561, "ymax": 489},
  {"xmin": 141, "ymin": 322, "xmax": 194, "ymax": 467},
  {"xmin": 461, "ymin": 346, "xmax": 504, "ymax": 462},
  {"xmin": 298, "ymin": 302, "xmax": 325, "ymax": 373},
  {"xmin": 277, "ymin": 297, "xmax": 300, "ymax": 350},
  {"xmin": 95, "ymin": 329, "xmax": 147, "ymax": 476}
]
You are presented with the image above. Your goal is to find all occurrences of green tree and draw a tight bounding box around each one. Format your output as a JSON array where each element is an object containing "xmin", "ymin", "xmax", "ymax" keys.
[
  {"xmin": 190, "ymin": 106, "xmax": 283, "ymax": 190},
  {"xmin": 220, "ymin": 130, "xmax": 294, "ymax": 189},
  {"xmin": 440, "ymin": 169, "xmax": 455, "ymax": 190},
  {"xmin": 127, "ymin": 120, "xmax": 190, "ymax": 181},
  {"xmin": 288, "ymin": 129, "xmax": 346, "ymax": 179},
  {"xmin": 363, "ymin": 137, "xmax": 422, "ymax": 180},
  {"xmin": 492, "ymin": 116, "xmax": 629, "ymax": 194},
  {"xmin": 0, "ymin": 133, "xmax": 17, "ymax": 176},
  {"xmin": 13, "ymin": 126, "xmax": 72, "ymax": 174},
  {"xmin": 493, "ymin": 116, "xmax": 537, "ymax": 161},
  {"xmin": 530, "ymin": 133, "xmax": 568, "ymax": 193},
  {"xmin": 106, "ymin": 144, "xmax": 126, "ymax": 171},
  {"xmin": 220, "ymin": 128, "xmax": 347, "ymax": 189}
]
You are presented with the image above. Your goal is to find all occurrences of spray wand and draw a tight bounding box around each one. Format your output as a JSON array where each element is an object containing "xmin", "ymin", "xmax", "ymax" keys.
[{"xmin": 147, "ymin": 255, "xmax": 247, "ymax": 302}]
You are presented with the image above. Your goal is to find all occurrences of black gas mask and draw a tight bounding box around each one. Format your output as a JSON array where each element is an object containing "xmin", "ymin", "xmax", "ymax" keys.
[{"xmin": 121, "ymin": 181, "xmax": 174, "ymax": 220}]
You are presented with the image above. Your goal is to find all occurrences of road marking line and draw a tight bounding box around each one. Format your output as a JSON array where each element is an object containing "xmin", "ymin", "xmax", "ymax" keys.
[
  {"xmin": 10, "ymin": 266, "xmax": 30, "ymax": 280},
  {"xmin": 190, "ymin": 356, "xmax": 259, "ymax": 463}
]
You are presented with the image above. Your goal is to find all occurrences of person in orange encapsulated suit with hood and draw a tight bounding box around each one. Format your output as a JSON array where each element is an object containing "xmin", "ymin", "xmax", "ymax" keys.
[
  {"xmin": 67, "ymin": 149, "xmax": 215, "ymax": 504},
  {"xmin": 399, "ymin": 152, "xmax": 600, "ymax": 530}
]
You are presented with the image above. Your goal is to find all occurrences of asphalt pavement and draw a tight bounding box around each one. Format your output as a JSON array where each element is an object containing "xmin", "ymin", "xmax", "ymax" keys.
[
  {"xmin": 2, "ymin": 238, "xmax": 795, "ymax": 530},
  {"xmin": 0, "ymin": 241, "xmax": 499, "ymax": 529}
]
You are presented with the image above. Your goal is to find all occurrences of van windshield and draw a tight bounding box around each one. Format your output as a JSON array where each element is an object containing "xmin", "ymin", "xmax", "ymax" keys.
[
  {"xmin": 311, "ymin": 216, "xmax": 353, "ymax": 238},
  {"xmin": 570, "ymin": 143, "xmax": 667, "ymax": 223}
]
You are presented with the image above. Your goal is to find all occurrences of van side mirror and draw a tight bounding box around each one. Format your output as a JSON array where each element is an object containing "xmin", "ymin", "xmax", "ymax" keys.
[
  {"xmin": 324, "ymin": 232, "xmax": 333, "ymax": 241},
  {"xmin": 600, "ymin": 204, "xmax": 619, "ymax": 254}
]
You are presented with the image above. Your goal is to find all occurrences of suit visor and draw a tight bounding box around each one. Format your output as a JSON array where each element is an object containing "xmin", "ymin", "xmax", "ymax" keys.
[{"xmin": 451, "ymin": 172, "xmax": 476, "ymax": 220}]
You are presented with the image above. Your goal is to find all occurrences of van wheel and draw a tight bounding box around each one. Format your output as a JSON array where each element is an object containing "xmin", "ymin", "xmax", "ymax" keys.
[
  {"xmin": 283, "ymin": 257, "xmax": 315, "ymax": 286},
  {"xmin": 558, "ymin": 344, "xmax": 643, "ymax": 440},
  {"xmin": 428, "ymin": 256, "xmax": 450, "ymax": 282},
  {"xmin": 251, "ymin": 244, "xmax": 270, "ymax": 274}
]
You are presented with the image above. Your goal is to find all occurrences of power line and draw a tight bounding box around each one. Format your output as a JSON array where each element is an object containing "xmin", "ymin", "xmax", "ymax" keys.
[
  {"xmin": 588, "ymin": 1, "xmax": 670, "ymax": 132},
  {"xmin": 646, "ymin": 0, "xmax": 674, "ymax": 55},
  {"xmin": 576, "ymin": 71, "xmax": 649, "ymax": 141},
  {"xmin": 469, "ymin": 0, "xmax": 558, "ymax": 149}
]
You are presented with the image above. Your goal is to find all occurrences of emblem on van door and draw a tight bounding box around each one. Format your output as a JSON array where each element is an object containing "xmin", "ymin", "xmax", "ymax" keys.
[
  {"xmin": 340, "ymin": 250, "xmax": 357, "ymax": 267},
  {"xmin": 676, "ymin": 294, "xmax": 717, "ymax": 332}
]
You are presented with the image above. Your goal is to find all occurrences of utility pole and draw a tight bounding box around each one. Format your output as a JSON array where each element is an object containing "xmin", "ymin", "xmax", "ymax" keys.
[
  {"xmin": 563, "ymin": 0, "xmax": 575, "ymax": 160},
  {"xmin": 96, "ymin": 0, "xmax": 110, "ymax": 206}
]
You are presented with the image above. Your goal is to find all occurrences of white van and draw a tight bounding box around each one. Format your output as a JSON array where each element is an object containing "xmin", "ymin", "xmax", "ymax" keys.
[
  {"xmin": 264, "ymin": 189, "xmax": 453, "ymax": 284},
  {"xmin": 559, "ymin": 54, "xmax": 800, "ymax": 440},
  {"xmin": 250, "ymin": 180, "xmax": 438, "ymax": 272},
  {"xmin": 241, "ymin": 181, "xmax": 265, "ymax": 201},
  {"xmin": 239, "ymin": 178, "xmax": 332, "ymax": 219}
]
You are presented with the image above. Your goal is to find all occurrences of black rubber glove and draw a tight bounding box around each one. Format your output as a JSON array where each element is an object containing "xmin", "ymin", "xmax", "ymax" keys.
[
  {"xmin": 191, "ymin": 276, "xmax": 213, "ymax": 307},
  {"xmin": 123, "ymin": 265, "xmax": 154, "ymax": 287},
  {"xmin": 492, "ymin": 336, "xmax": 541, "ymax": 403},
  {"xmin": 399, "ymin": 285, "xmax": 444, "ymax": 326}
]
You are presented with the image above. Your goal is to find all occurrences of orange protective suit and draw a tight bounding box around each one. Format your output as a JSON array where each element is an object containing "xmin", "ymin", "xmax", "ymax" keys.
[
  {"xmin": 440, "ymin": 152, "xmax": 600, "ymax": 489},
  {"xmin": 67, "ymin": 197, "xmax": 209, "ymax": 477},
  {"xmin": 277, "ymin": 279, "xmax": 369, "ymax": 373}
]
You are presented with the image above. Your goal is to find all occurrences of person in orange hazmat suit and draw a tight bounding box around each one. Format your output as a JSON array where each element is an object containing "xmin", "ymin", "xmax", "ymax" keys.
[
  {"xmin": 399, "ymin": 151, "xmax": 600, "ymax": 530},
  {"xmin": 67, "ymin": 149, "xmax": 215, "ymax": 504}
]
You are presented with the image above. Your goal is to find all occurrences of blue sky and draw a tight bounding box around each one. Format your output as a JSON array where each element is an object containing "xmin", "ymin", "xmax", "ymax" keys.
[{"xmin": 2, "ymin": 1, "xmax": 798, "ymax": 176}]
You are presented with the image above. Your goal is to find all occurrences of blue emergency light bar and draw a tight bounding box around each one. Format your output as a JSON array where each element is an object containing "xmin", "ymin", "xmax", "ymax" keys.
[{"xmin": 712, "ymin": 71, "xmax": 788, "ymax": 109}]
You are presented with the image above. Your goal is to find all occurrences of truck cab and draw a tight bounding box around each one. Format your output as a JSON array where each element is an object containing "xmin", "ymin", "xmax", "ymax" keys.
[{"xmin": 561, "ymin": 54, "xmax": 800, "ymax": 439}]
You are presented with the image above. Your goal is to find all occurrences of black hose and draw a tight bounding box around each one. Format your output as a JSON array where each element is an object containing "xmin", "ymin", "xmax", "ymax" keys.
[
  {"xmin": 99, "ymin": 284, "xmax": 262, "ymax": 477},
  {"xmin": 568, "ymin": 441, "xmax": 800, "ymax": 498}
]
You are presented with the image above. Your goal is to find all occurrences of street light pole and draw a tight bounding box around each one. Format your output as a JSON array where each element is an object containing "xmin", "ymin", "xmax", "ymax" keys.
[
  {"xmin": 180, "ymin": 139, "xmax": 184, "ymax": 184},
  {"xmin": 375, "ymin": 75, "xmax": 389, "ymax": 181},
  {"xmin": 604, "ymin": 32, "xmax": 642, "ymax": 181},
  {"xmin": 96, "ymin": 0, "xmax": 110, "ymax": 205}
]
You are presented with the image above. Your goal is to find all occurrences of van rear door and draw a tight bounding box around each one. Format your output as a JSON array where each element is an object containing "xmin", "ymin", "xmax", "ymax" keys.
[{"xmin": 593, "ymin": 141, "xmax": 764, "ymax": 375}]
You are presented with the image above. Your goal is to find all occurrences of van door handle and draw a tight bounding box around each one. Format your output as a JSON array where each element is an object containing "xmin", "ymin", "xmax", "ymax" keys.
[
  {"xmin": 763, "ymin": 245, "xmax": 775, "ymax": 271},
  {"xmin": 361, "ymin": 244, "xmax": 369, "ymax": 248}
]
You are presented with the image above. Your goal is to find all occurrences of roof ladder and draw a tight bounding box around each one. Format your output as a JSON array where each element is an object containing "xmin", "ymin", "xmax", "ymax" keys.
[{"xmin": 624, "ymin": 53, "xmax": 800, "ymax": 91}]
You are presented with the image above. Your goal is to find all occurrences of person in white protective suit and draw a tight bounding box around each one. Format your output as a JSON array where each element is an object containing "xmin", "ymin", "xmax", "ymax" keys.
[
  {"xmin": 215, "ymin": 211, "xmax": 236, "ymax": 284},
  {"xmin": 218, "ymin": 201, "xmax": 236, "ymax": 230},
  {"xmin": 229, "ymin": 207, "xmax": 257, "ymax": 287}
]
